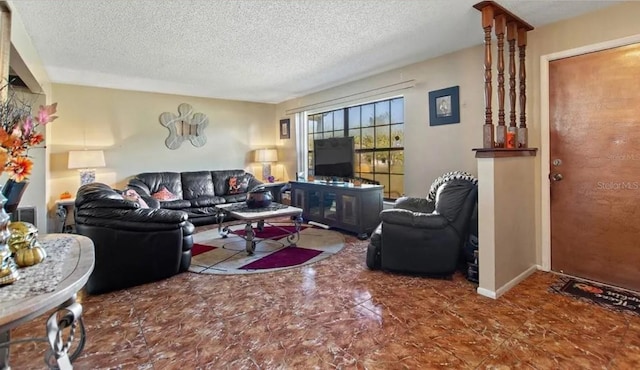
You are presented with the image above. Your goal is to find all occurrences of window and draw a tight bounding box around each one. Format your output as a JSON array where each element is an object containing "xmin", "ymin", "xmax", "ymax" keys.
[{"xmin": 306, "ymin": 97, "xmax": 404, "ymax": 200}]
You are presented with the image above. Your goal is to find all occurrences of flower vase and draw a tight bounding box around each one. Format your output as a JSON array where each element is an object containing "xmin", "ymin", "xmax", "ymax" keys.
[{"xmin": 0, "ymin": 190, "xmax": 20, "ymax": 286}]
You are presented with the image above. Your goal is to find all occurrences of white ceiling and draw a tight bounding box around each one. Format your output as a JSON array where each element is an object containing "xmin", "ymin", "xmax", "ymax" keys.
[{"xmin": 9, "ymin": 0, "xmax": 621, "ymax": 104}]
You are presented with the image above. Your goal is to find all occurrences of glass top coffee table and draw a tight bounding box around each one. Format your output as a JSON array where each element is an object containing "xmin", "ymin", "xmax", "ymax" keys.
[{"xmin": 215, "ymin": 203, "xmax": 303, "ymax": 255}]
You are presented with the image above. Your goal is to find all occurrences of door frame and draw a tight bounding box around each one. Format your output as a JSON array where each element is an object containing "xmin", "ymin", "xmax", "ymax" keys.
[{"xmin": 540, "ymin": 33, "xmax": 640, "ymax": 271}]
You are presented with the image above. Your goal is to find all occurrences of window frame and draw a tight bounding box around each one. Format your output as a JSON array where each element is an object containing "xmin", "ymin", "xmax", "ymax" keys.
[{"xmin": 305, "ymin": 96, "xmax": 404, "ymax": 200}]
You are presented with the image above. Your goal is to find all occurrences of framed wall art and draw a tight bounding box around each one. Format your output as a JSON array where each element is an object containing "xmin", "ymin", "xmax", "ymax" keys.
[
  {"xmin": 429, "ymin": 86, "xmax": 460, "ymax": 126},
  {"xmin": 280, "ymin": 118, "xmax": 290, "ymax": 139}
]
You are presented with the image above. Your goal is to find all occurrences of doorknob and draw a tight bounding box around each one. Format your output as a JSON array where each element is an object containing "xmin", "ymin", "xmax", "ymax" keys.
[{"xmin": 551, "ymin": 173, "xmax": 563, "ymax": 181}]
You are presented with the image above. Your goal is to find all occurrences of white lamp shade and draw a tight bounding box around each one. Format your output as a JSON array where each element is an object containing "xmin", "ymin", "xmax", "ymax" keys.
[
  {"xmin": 254, "ymin": 148, "xmax": 278, "ymax": 163},
  {"xmin": 68, "ymin": 150, "xmax": 106, "ymax": 169}
]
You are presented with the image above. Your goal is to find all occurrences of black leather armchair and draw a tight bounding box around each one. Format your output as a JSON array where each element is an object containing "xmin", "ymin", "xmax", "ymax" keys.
[
  {"xmin": 74, "ymin": 183, "xmax": 194, "ymax": 294},
  {"xmin": 367, "ymin": 179, "xmax": 478, "ymax": 277}
]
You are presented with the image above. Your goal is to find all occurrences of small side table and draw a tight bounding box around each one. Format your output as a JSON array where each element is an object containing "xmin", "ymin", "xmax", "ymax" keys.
[{"xmin": 55, "ymin": 199, "xmax": 76, "ymax": 234}]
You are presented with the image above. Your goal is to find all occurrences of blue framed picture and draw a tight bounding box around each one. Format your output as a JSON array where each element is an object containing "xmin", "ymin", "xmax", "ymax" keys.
[{"xmin": 429, "ymin": 86, "xmax": 460, "ymax": 126}]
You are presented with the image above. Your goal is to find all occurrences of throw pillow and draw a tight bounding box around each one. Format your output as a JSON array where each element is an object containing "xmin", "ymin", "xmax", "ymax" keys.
[
  {"xmin": 122, "ymin": 189, "xmax": 149, "ymax": 208},
  {"xmin": 227, "ymin": 176, "xmax": 249, "ymax": 195},
  {"xmin": 151, "ymin": 186, "xmax": 178, "ymax": 201}
]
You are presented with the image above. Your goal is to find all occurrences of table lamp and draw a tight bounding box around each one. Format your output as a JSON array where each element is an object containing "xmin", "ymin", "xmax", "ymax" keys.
[
  {"xmin": 68, "ymin": 150, "xmax": 106, "ymax": 185},
  {"xmin": 254, "ymin": 148, "xmax": 278, "ymax": 181}
]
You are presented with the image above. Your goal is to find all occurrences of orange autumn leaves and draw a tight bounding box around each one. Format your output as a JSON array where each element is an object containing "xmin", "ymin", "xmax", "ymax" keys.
[{"xmin": 0, "ymin": 103, "xmax": 58, "ymax": 182}]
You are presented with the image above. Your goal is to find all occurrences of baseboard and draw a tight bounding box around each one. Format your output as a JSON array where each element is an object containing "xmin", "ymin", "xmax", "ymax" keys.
[
  {"xmin": 308, "ymin": 221, "xmax": 330, "ymax": 229},
  {"xmin": 477, "ymin": 287, "xmax": 497, "ymax": 299},
  {"xmin": 495, "ymin": 265, "xmax": 538, "ymax": 297},
  {"xmin": 477, "ymin": 265, "xmax": 540, "ymax": 299}
]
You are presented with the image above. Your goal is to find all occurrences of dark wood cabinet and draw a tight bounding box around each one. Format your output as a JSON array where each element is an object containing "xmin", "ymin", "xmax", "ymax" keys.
[{"xmin": 289, "ymin": 181, "xmax": 383, "ymax": 239}]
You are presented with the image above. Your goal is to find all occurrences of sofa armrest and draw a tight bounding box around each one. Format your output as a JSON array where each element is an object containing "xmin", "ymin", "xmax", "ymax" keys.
[
  {"xmin": 393, "ymin": 197, "xmax": 435, "ymax": 213},
  {"xmin": 247, "ymin": 177, "xmax": 263, "ymax": 191},
  {"xmin": 141, "ymin": 196, "xmax": 160, "ymax": 209},
  {"xmin": 75, "ymin": 208, "xmax": 190, "ymax": 232},
  {"xmin": 182, "ymin": 221, "xmax": 195, "ymax": 237},
  {"xmin": 77, "ymin": 207, "xmax": 187, "ymax": 223},
  {"xmin": 380, "ymin": 209, "xmax": 448, "ymax": 229}
]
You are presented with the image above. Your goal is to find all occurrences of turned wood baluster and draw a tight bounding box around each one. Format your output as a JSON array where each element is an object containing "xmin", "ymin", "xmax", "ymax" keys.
[
  {"xmin": 481, "ymin": 6, "xmax": 495, "ymax": 149},
  {"xmin": 517, "ymin": 27, "xmax": 528, "ymax": 148},
  {"xmin": 507, "ymin": 21, "xmax": 518, "ymax": 148},
  {"xmin": 495, "ymin": 14, "xmax": 506, "ymax": 148}
]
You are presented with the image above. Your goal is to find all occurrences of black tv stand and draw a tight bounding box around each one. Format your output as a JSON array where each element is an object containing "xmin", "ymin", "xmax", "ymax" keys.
[
  {"xmin": 317, "ymin": 177, "xmax": 346, "ymax": 185},
  {"xmin": 289, "ymin": 180, "xmax": 383, "ymax": 239}
]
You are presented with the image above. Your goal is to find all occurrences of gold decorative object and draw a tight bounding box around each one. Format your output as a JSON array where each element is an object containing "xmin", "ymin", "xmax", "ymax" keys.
[
  {"xmin": 0, "ymin": 193, "xmax": 20, "ymax": 285},
  {"xmin": 0, "ymin": 249, "xmax": 19, "ymax": 285},
  {"xmin": 8, "ymin": 221, "xmax": 46, "ymax": 267},
  {"xmin": 8, "ymin": 221, "xmax": 40, "ymax": 252},
  {"xmin": 14, "ymin": 245, "xmax": 47, "ymax": 267}
]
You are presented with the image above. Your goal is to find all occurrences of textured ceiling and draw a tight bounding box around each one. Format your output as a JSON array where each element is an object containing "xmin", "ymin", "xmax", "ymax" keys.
[{"xmin": 9, "ymin": 0, "xmax": 621, "ymax": 103}]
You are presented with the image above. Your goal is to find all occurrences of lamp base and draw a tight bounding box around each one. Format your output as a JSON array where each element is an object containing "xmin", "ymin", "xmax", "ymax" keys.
[
  {"xmin": 79, "ymin": 169, "xmax": 96, "ymax": 186},
  {"xmin": 261, "ymin": 163, "xmax": 272, "ymax": 182}
]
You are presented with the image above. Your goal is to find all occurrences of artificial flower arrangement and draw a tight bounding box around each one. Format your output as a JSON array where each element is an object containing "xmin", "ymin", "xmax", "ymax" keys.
[
  {"xmin": 0, "ymin": 86, "xmax": 58, "ymax": 286},
  {"xmin": 0, "ymin": 85, "xmax": 58, "ymax": 182}
]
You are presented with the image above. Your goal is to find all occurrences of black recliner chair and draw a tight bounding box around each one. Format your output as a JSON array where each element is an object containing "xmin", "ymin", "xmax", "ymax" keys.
[
  {"xmin": 367, "ymin": 178, "xmax": 478, "ymax": 277},
  {"xmin": 74, "ymin": 183, "xmax": 194, "ymax": 294}
]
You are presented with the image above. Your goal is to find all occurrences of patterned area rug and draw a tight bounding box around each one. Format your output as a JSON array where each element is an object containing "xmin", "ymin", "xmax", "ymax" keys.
[
  {"xmin": 189, "ymin": 223, "xmax": 345, "ymax": 275},
  {"xmin": 550, "ymin": 276, "xmax": 640, "ymax": 317}
]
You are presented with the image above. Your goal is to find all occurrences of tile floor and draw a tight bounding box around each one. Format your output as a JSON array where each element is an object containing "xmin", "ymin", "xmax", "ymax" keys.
[{"xmin": 7, "ymin": 229, "xmax": 640, "ymax": 369}]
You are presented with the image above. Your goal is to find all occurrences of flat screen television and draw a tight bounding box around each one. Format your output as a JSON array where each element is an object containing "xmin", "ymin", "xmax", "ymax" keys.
[{"xmin": 313, "ymin": 136, "xmax": 355, "ymax": 180}]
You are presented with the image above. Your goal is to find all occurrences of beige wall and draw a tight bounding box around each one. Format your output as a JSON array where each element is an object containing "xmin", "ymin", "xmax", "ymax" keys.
[
  {"xmin": 10, "ymin": 1, "xmax": 638, "ymax": 255},
  {"xmin": 46, "ymin": 84, "xmax": 277, "ymax": 231},
  {"xmin": 477, "ymin": 157, "xmax": 537, "ymax": 297},
  {"xmin": 493, "ymin": 157, "xmax": 536, "ymax": 288},
  {"xmin": 2, "ymin": 1, "xmax": 52, "ymax": 230},
  {"xmin": 276, "ymin": 2, "xmax": 640, "ymax": 296},
  {"xmin": 276, "ymin": 1, "xmax": 640, "ymax": 201},
  {"xmin": 276, "ymin": 46, "xmax": 485, "ymax": 198}
]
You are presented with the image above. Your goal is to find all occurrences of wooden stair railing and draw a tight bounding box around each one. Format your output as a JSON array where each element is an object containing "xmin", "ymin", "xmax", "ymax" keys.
[{"xmin": 473, "ymin": 1, "xmax": 537, "ymax": 156}]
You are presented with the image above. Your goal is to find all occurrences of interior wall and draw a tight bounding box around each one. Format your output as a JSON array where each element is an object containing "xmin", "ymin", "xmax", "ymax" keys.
[
  {"xmin": 276, "ymin": 1, "xmax": 640, "ymax": 270},
  {"xmin": 477, "ymin": 156, "xmax": 537, "ymax": 298},
  {"xmin": 276, "ymin": 46, "xmax": 486, "ymax": 198},
  {"xmin": 47, "ymin": 84, "xmax": 277, "ymax": 231},
  {"xmin": 9, "ymin": 0, "xmax": 638, "ymax": 250},
  {"xmin": 477, "ymin": 158, "xmax": 496, "ymax": 293},
  {"xmin": 493, "ymin": 157, "xmax": 536, "ymax": 288},
  {"xmin": 7, "ymin": 0, "xmax": 55, "ymax": 231},
  {"xmin": 6, "ymin": 0, "xmax": 51, "ymax": 97}
]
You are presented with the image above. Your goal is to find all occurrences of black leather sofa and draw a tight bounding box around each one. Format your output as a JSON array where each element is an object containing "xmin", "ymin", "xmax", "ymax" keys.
[
  {"xmin": 74, "ymin": 183, "xmax": 194, "ymax": 294},
  {"xmin": 367, "ymin": 179, "xmax": 478, "ymax": 277},
  {"xmin": 126, "ymin": 169, "xmax": 262, "ymax": 226}
]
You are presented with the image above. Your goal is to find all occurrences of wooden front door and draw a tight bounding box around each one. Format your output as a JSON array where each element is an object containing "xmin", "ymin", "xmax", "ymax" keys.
[{"xmin": 549, "ymin": 43, "xmax": 640, "ymax": 291}]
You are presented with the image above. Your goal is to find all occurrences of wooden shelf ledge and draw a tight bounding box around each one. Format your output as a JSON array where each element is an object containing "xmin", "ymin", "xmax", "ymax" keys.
[
  {"xmin": 473, "ymin": 1, "xmax": 534, "ymax": 31},
  {"xmin": 473, "ymin": 147, "xmax": 538, "ymax": 158}
]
